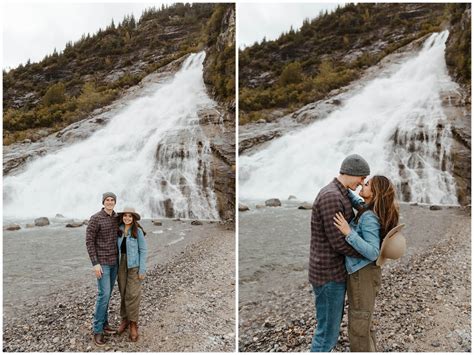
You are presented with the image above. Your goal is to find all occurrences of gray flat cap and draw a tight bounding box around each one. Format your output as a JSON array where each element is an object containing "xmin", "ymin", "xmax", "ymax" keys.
[{"xmin": 340, "ymin": 154, "xmax": 370, "ymax": 176}]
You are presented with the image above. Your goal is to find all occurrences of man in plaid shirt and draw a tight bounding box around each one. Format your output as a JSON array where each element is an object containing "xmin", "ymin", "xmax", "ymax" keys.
[
  {"xmin": 86, "ymin": 192, "xmax": 120, "ymax": 347},
  {"xmin": 309, "ymin": 154, "xmax": 370, "ymax": 352}
]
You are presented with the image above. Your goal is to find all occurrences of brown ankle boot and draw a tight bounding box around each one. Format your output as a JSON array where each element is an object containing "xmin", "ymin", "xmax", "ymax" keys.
[
  {"xmin": 129, "ymin": 321, "xmax": 139, "ymax": 342},
  {"xmin": 118, "ymin": 319, "xmax": 130, "ymax": 335},
  {"xmin": 93, "ymin": 333, "xmax": 106, "ymax": 346}
]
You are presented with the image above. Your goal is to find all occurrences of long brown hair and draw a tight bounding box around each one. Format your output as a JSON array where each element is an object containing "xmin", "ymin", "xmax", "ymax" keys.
[
  {"xmin": 120, "ymin": 214, "xmax": 146, "ymax": 238},
  {"xmin": 355, "ymin": 175, "xmax": 399, "ymax": 240}
]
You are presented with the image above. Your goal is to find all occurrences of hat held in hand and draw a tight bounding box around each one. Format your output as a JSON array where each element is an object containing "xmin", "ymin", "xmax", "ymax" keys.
[{"xmin": 376, "ymin": 224, "xmax": 406, "ymax": 266}]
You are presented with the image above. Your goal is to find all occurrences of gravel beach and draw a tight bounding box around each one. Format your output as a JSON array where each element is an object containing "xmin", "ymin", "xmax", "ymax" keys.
[
  {"xmin": 239, "ymin": 203, "xmax": 471, "ymax": 352},
  {"xmin": 3, "ymin": 220, "xmax": 235, "ymax": 352}
]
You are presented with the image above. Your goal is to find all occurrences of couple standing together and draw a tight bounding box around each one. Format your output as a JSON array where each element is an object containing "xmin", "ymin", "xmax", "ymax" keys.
[
  {"xmin": 85, "ymin": 192, "xmax": 148, "ymax": 346},
  {"xmin": 310, "ymin": 154, "xmax": 401, "ymax": 352}
]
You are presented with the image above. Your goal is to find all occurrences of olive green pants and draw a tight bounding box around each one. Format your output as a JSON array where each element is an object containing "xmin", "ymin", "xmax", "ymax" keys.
[
  {"xmin": 347, "ymin": 263, "xmax": 382, "ymax": 352},
  {"xmin": 118, "ymin": 254, "xmax": 142, "ymax": 322}
]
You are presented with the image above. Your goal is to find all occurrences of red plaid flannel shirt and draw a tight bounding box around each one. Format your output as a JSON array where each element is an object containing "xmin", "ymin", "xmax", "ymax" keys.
[{"xmin": 309, "ymin": 178, "xmax": 362, "ymax": 286}]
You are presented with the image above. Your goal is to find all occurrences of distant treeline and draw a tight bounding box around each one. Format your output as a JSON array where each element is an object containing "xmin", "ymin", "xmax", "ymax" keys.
[
  {"xmin": 239, "ymin": 3, "xmax": 470, "ymax": 125},
  {"xmin": 3, "ymin": 3, "xmax": 235, "ymax": 145}
]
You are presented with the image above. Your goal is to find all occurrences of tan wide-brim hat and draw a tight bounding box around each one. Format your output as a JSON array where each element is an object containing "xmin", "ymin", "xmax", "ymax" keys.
[
  {"xmin": 376, "ymin": 224, "xmax": 406, "ymax": 266},
  {"xmin": 118, "ymin": 207, "xmax": 141, "ymax": 221}
]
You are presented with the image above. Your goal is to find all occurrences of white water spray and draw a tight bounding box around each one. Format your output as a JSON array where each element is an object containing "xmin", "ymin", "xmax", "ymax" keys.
[
  {"xmin": 240, "ymin": 31, "xmax": 460, "ymax": 205},
  {"xmin": 4, "ymin": 52, "xmax": 220, "ymax": 220}
]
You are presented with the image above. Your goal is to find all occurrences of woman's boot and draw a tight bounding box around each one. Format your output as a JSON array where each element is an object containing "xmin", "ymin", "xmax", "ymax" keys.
[
  {"xmin": 118, "ymin": 319, "xmax": 130, "ymax": 335},
  {"xmin": 129, "ymin": 321, "xmax": 139, "ymax": 342}
]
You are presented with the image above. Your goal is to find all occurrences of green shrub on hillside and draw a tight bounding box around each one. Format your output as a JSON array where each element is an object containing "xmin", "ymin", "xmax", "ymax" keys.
[
  {"xmin": 279, "ymin": 62, "xmax": 303, "ymax": 85},
  {"xmin": 42, "ymin": 82, "xmax": 66, "ymax": 106}
]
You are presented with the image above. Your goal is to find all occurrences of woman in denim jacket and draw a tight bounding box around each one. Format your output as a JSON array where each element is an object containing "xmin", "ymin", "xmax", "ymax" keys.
[
  {"xmin": 116, "ymin": 207, "xmax": 147, "ymax": 342},
  {"xmin": 333, "ymin": 175, "xmax": 399, "ymax": 352}
]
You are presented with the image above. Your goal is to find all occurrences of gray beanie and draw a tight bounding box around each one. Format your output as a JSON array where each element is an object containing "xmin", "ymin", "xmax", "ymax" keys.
[
  {"xmin": 340, "ymin": 154, "xmax": 370, "ymax": 176},
  {"xmin": 102, "ymin": 192, "xmax": 117, "ymax": 204}
]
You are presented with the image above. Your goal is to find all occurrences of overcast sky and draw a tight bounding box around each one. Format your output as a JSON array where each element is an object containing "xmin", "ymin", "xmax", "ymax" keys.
[
  {"xmin": 3, "ymin": 2, "xmax": 343, "ymax": 70},
  {"xmin": 2, "ymin": 2, "xmax": 161, "ymax": 70},
  {"xmin": 238, "ymin": 3, "xmax": 340, "ymax": 48}
]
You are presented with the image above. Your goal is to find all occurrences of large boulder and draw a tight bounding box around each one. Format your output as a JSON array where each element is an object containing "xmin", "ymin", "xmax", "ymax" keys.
[
  {"xmin": 265, "ymin": 198, "xmax": 281, "ymax": 207},
  {"xmin": 4, "ymin": 224, "xmax": 20, "ymax": 231},
  {"xmin": 34, "ymin": 217, "xmax": 50, "ymax": 227},
  {"xmin": 66, "ymin": 221, "xmax": 84, "ymax": 228},
  {"xmin": 239, "ymin": 203, "xmax": 249, "ymax": 212},
  {"xmin": 298, "ymin": 203, "xmax": 313, "ymax": 210}
]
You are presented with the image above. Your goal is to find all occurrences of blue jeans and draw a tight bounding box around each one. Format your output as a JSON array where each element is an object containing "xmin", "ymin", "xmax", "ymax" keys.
[
  {"xmin": 310, "ymin": 281, "xmax": 346, "ymax": 352},
  {"xmin": 93, "ymin": 263, "xmax": 118, "ymax": 334}
]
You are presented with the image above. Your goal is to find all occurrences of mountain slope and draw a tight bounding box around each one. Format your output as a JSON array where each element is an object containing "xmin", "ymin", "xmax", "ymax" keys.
[
  {"xmin": 239, "ymin": 3, "xmax": 470, "ymax": 125},
  {"xmin": 3, "ymin": 3, "xmax": 235, "ymax": 145}
]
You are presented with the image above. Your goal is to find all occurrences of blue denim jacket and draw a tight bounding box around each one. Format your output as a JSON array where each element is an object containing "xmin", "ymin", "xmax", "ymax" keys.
[
  {"xmin": 118, "ymin": 225, "xmax": 147, "ymax": 275},
  {"xmin": 345, "ymin": 191, "xmax": 381, "ymax": 274}
]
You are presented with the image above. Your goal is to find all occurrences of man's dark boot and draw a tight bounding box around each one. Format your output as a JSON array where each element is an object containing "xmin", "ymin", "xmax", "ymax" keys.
[
  {"xmin": 104, "ymin": 323, "xmax": 117, "ymax": 335},
  {"xmin": 118, "ymin": 319, "xmax": 130, "ymax": 335},
  {"xmin": 93, "ymin": 333, "xmax": 106, "ymax": 347},
  {"xmin": 129, "ymin": 321, "xmax": 139, "ymax": 342}
]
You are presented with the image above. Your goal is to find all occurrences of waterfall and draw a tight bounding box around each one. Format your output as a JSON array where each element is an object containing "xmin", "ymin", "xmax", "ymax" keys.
[
  {"xmin": 4, "ymin": 52, "xmax": 220, "ymax": 220},
  {"xmin": 240, "ymin": 31, "xmax": 460, "ymax": 205}
]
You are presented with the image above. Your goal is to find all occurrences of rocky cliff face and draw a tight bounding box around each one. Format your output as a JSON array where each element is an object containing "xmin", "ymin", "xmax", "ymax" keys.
[
  {"xmin": 445, "ymin": 4, "xmax": 471, "ymax": 86},
  {"xmin": 202, "ymin": 4, "xmax": 236, "ymax": 221},
  {"xmin": 445, "ymin": 5, "xmax": 471, "ymax": 204}
]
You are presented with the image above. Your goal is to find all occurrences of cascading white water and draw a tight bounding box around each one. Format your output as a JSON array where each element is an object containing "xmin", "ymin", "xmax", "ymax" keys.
[
  {"xmin": 4, "ymin": 52, "xmax": 220, "ymax": 220},
  {"xmin": 240, "ymin": 31, "xmax": 460, "ymax": 205}
]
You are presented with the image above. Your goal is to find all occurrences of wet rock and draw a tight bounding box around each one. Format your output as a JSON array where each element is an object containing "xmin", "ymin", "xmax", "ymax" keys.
[
  {"xmin": 298, "ymin": 203, "xmax": 312, "ymax": 210},
  {"xmin": 430, "ymin": 205, "xmax": 442, "ymax": 211},
  {"xmin": 152, "ymin": 220, "xmax": 163, "ymax": 226},
  {"xmin": 191, "ymin": 220, "xmax": 203, "ymax": 226},
  {"xmin": 34, "ymin": 217, "xmax": 50, "ymax": 227},
  {"xmin": 4, "ymin": 224, "xmax": 21, "ymax": 231},
  {"xmin": 55, "ymin": 214, "xmax": 65, "ymax": 218},
  {"xmin": 239, "ymin": 203, "xmax": 250, "ymax": 212},
  {"xmin": 66, "ymin": 221, "xmax": 83, "ymax": 228},
  {"xmin": 288, "ymin": 195, "xmax": 297, "ymax": 200},
  {"xmin": 265, "ymin": 199, "xmax": 281, "ymax": 207},
  {"xmin": 163, "ymin": 199, "xmax": 175, "ymax": 218}
]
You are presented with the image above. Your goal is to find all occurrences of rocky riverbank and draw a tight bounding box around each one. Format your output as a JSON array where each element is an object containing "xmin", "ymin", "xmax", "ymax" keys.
[
  {"xmin": 3, "ymin": 222, "xmax": 235, "ymax": 352},
  {"xmin": 239, "ymin": 203, "xmax": 471, "ymax": 352}
]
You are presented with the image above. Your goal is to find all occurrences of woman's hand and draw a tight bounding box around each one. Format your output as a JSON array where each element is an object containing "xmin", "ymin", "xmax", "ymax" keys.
[
  {"xmin": 333, "ymin": 212, "xmax": 351, "ymax": 236},
  {"xmin": 138, "ymin": 274, "xmax": 145, "ymax": 281}
]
